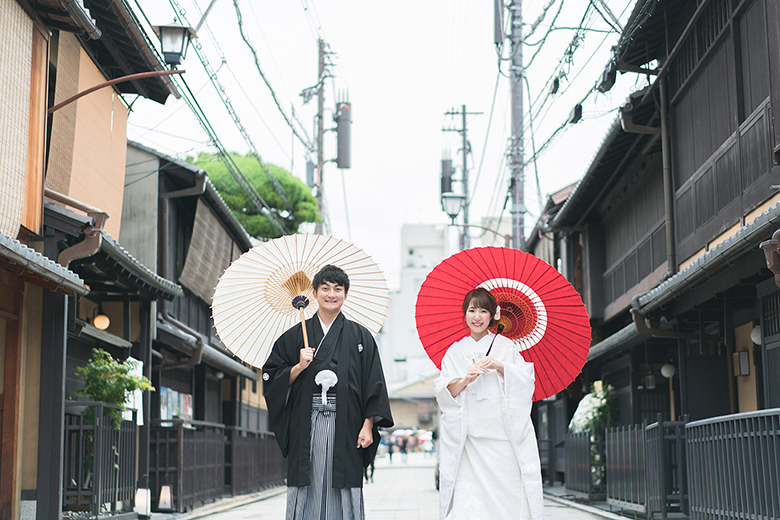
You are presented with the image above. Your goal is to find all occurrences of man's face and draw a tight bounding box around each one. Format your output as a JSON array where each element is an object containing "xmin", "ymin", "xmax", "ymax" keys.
[{"xmin": 313, "ymin": 281, "xmax": 347, "ymax": 314}]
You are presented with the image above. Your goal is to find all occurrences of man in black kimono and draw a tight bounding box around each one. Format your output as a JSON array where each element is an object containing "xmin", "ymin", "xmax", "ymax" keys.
[{"xmin": 262, "ymin": 264, "xmax": 393, "ymax": 520}]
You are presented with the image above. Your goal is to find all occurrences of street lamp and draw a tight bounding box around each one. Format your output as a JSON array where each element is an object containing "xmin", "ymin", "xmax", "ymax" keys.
[
  {"xmin": 442, "ymin": 193, "xmax": 464, "ymax": 222},
  {"xmin": 153, "ymin": 23, "xmax": 196, "ymax": 67}
]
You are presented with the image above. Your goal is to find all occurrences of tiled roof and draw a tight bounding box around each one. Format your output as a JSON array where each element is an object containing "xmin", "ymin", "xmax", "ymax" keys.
[
  {"xmin": 637, "ymin": 201, "xmax": 780, "ymax": 312},
  {"xmin": 100, "ymin": 233, "xmax": 184, "ymax": 298},
  {"xmin": 0, "ymin": 233, "xmax": 88, "ymax": 295}
]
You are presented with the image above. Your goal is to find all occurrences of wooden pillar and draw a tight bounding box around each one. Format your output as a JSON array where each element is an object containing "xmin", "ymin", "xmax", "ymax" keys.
[
  {"xmin": 0, "ymin": 271, "xmax": 24, "ymax": 520},
  {"xmin": 36, "ymin": 233, "xmax": 69, "ymax": 520},
  {"xmin": 133, "ymin": 299, "xmax": 153, "ymax": 488}
]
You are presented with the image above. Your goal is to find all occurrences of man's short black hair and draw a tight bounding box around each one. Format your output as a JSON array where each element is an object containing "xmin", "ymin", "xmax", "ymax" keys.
[{"xmin": 312, "ymin": 264, "xmax": 350, "ymax": 293}]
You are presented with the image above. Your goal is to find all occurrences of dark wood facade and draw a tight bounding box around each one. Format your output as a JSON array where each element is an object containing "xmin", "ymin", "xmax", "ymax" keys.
[
  {"xmin": 534, "ymin": 1, "xmax": 780, "ymax": 510},
  {"xmin": 546, "ymin": 0, "xmax": 780, "ymax": 428}
]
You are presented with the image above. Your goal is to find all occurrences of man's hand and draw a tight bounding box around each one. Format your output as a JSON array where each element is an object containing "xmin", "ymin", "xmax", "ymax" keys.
[
  {"xmin": 357, "ymin": 417, "xmax": 374, "ymax": 449},
  {"xmin": 299, "ymin": 347, "xmax": 314, "ymax": 369},
  {"xmin": 289, "ymin": 347, "xmax": 315, "ymax": 385}
]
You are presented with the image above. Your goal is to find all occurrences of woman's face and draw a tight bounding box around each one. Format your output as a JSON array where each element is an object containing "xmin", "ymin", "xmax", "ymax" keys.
[{"xmin": 465, "ymin": 302, "xmax": 492, "ymax": 337}]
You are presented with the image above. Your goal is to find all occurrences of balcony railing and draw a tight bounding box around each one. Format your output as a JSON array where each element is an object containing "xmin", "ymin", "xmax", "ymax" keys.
[
  {"xmin": 686, "ymin": 408, "xmax": 780, "ymax": 520},
  {"xmin": 149, "ymin": 419, "xmax": 286, "ymax": 513},
  {"xmin": 63, "ymin": 401, "xmax": 137, "ymax": 517}
]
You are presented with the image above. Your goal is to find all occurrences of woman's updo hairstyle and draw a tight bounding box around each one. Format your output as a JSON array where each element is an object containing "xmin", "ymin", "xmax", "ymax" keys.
[{"xmin": 462, "ymin": 287, "xmax": 498, "ymax": 328}]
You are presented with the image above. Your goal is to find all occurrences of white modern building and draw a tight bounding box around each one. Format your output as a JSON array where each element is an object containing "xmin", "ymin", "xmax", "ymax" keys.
[{"xmin": 376, "ymin": 224, "xmax": 449, "ymax": 428}]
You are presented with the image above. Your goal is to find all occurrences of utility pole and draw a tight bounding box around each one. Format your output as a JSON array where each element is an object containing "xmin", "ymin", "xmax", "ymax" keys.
[
  {"xmin": 444, "ymin": 105, "xmax": 481, "ymax": 250},
  {"xmin": 315, "ymin": 38, "xmax": 326, "ymax": 235},
  {"xmin": 509, "ymin": 0, "xmax": 525, "ymax": 251}
]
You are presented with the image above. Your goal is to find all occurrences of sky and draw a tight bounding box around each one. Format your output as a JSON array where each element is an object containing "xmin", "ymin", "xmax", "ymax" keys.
[{"xmin": 127, "ymin": 0, "xmax": 647, "ymax": 289}]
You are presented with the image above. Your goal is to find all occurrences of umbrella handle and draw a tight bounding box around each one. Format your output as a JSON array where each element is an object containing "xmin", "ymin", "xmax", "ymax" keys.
[
  {"xmin": 485, "ymin": 324, "xmax": 505, "ymax": 357},
  {"xmin": 300, "ymin": 307, "xmax": 311, "ymax": 350}
]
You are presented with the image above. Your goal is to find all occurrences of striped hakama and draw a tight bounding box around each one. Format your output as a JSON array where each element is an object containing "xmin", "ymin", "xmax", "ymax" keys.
[{"xmin": 286, "ymin": 394, "xmax": 364, "ymax": 520}]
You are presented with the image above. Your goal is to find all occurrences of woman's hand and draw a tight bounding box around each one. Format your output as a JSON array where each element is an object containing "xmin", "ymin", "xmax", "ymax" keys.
[
  {"xmin": 447, "ymin": 365, "xmax": 484, "ymax": 397},
  {"xmin": 477, "ymin": 356, "xmax": 504, "ymax": 376},
  {"xmin": 463, "ymin": 365, "xmax": 485, "ymax": 384}
]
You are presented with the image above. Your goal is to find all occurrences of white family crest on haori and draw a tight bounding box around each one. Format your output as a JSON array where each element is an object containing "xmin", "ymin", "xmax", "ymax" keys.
[{"xmin": 211, "ymin": 234, "xmax": 389, "ymax": 368}]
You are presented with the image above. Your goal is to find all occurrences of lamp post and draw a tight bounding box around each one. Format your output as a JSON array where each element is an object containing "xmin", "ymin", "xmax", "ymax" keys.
[
  {"xmin": 661, "ymin": 363, "xmax": 676, "ymax": 420},
  {"xmin": 442, "ymin": 193, "xmax": 466, "ymax": 250},
  {"xmin": 441, "ymin": 193, "xmax": 510, "ymax": 249}
]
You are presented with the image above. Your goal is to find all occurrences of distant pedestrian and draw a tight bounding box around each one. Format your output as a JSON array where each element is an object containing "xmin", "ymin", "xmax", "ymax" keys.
[
  {"xmin": 399, "ymin": 437, "xmax": 408, "ymax": 463},
  {"xmin": 386, "ymin": 437, "xmax": 395, "ymax": 463},
  {"xmin": 364, "ymin": 459, "xmax": 374, "ymax": 483}
]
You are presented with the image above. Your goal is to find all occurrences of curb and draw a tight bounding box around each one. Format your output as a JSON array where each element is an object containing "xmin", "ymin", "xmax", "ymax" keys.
[
  {"xmin": 152, "ymin": 487, "xmax": 287, "ymax": 520},
  {"xmin": 543, "ymin": 493, "xmax": 626, "ymax": 520}
]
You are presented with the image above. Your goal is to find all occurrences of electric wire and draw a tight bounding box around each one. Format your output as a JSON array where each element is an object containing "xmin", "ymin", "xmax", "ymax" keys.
[
  {"xmin": 489, "ymin": 0, "xmax": 634, "ymax": 240},
  {"xmin": 298, "ymin": 0, "xmax": 322, "ymax": 43},
  {"xmin": 223, "ymin": 62, "xmax": 304, "ymax": 179},
  {"xmin": 524, "ymin": 74, "xmax": 544, "ymax": 213},
  {"xmin": 588, "ymin": 0, "xmax": 622, "ymax": 33},
  {"xmin": 468, "ymin": 69, "xmax": 501, "ymax": 205},
  {"xmin": 128, "ymin": 122, "xmax": 210, "ymax": 144},
  {"xmin": 168, "ymin": 0, "xmax": 295, "ymax": 215},
  {"xmin": 524, "ymin": 0, "xmax": 558, "ymax": 41},
  {"xmin": 177, "ymin": 73, "xmax": 288, "ymax": 233},
  {"xmin": 232, "ymin": 0, "xmax": 314, "ymax": 152}
]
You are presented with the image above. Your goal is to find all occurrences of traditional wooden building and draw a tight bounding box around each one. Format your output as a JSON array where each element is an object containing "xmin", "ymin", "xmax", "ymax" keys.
[
  {"xmin": 123, "ymin": 142, "xmax": 288, "ymax": 513},
  {"xmin": 1, "ymin": 0, "xmax": 178, "ymax": 518},
  {"xmin": 543, "ymin": 0, "xmax": 780, "ymax": 514}
]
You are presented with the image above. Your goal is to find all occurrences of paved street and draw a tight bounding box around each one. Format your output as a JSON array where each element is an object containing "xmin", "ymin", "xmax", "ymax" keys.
[{"xmin": 166, "ymin": 452, "xmax": 621, "ymax": 520}]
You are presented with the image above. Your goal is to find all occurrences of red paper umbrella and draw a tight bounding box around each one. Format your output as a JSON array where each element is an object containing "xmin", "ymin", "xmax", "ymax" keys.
[{"xmin": 415, "ymin": 247, "xmax": 591, "ymax": 401}]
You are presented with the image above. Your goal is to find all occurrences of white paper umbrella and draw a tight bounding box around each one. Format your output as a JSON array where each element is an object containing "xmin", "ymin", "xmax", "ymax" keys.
[{"xmin": 212, "ymin": 234, "xmax": 389, "ymax": 368}]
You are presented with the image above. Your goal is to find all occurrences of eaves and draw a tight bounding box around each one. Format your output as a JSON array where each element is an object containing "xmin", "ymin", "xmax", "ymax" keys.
[
  {"xmin": 0, "ymin": 232, "xmax": 88, "ymax": 296},
  {"xmin": 635, "ymin": 201, "xmax": 780, "ymax": 314}
]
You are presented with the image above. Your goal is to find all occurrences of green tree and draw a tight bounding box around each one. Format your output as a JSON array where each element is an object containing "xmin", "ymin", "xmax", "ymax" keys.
[{"xmin": 191, "ymin": 152, "xmax": 319, "ymax": 238}]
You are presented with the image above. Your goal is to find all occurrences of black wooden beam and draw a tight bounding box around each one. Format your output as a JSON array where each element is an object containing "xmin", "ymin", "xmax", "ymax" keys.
[{"xmin": 36, "ymin": 232, "xmax": 69, "ymax": 519}]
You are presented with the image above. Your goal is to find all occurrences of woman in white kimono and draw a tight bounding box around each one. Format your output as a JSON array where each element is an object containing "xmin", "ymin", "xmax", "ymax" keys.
[{"xmin": 434, "ymin": 288, "xmax": 544, "ymax": 520}]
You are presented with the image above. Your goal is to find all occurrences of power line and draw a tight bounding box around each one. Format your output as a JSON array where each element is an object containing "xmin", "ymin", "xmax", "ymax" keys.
[
  {"xmin": 588, "ymin": 0, "xmax": 622, "ymax": 33},
  {"xmin": 232, "ymin": 0, "xmax": 314, "ymax": 152},
  {"xmin": 469, "ymin": 70, "xmax": 501, "ymax": 204},
  {"xmin": 176, "ymin": 75, "xmax": 289, "ymax": 234},
  {"xmin": 524, "ymin": 74, "xmax": 543, "ymax": 212},
  {"xmin": 524, "ymin": 0, "xmax": 559, "ymax": 41},
  {"xmin": 223, "ymin": 62, "xmax": 305, "ymax": 179},
  {"xmin": 168, "ymin": 0, "xmax": 295, "ymax": 215}
]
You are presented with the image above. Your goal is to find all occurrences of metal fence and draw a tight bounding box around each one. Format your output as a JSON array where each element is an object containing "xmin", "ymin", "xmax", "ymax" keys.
[
  {"xmin": 605, "ymin": 422, "xmax": 647, "ymax": 513},
  {"xmin": 686, "ymin": 408, "xmax": 780, "ymax": 520},
  {"xmin": 646, "ymin": 415, "xmax": 688, "ymax": 518},
  {"xmin": 565, "ymin": 431, "xmax": 606, "ymax": 500},
  {"xmin": 537, "ymin": 438, "xmax": 552, "ymax": 481},
  {"xmin": 150, "ymin": 420, "xmax": 287, "ymax": 512},
  {"xmin": 225, "ymin": 427, "xmax": 286, "ymax": 495},
  {"xmin": 149, "ymin": 419, "xmax": 226, "ymax": 513},
  {"xmin": 63, "ymin": 401, "xmax": 137, "ymax": 516}
]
